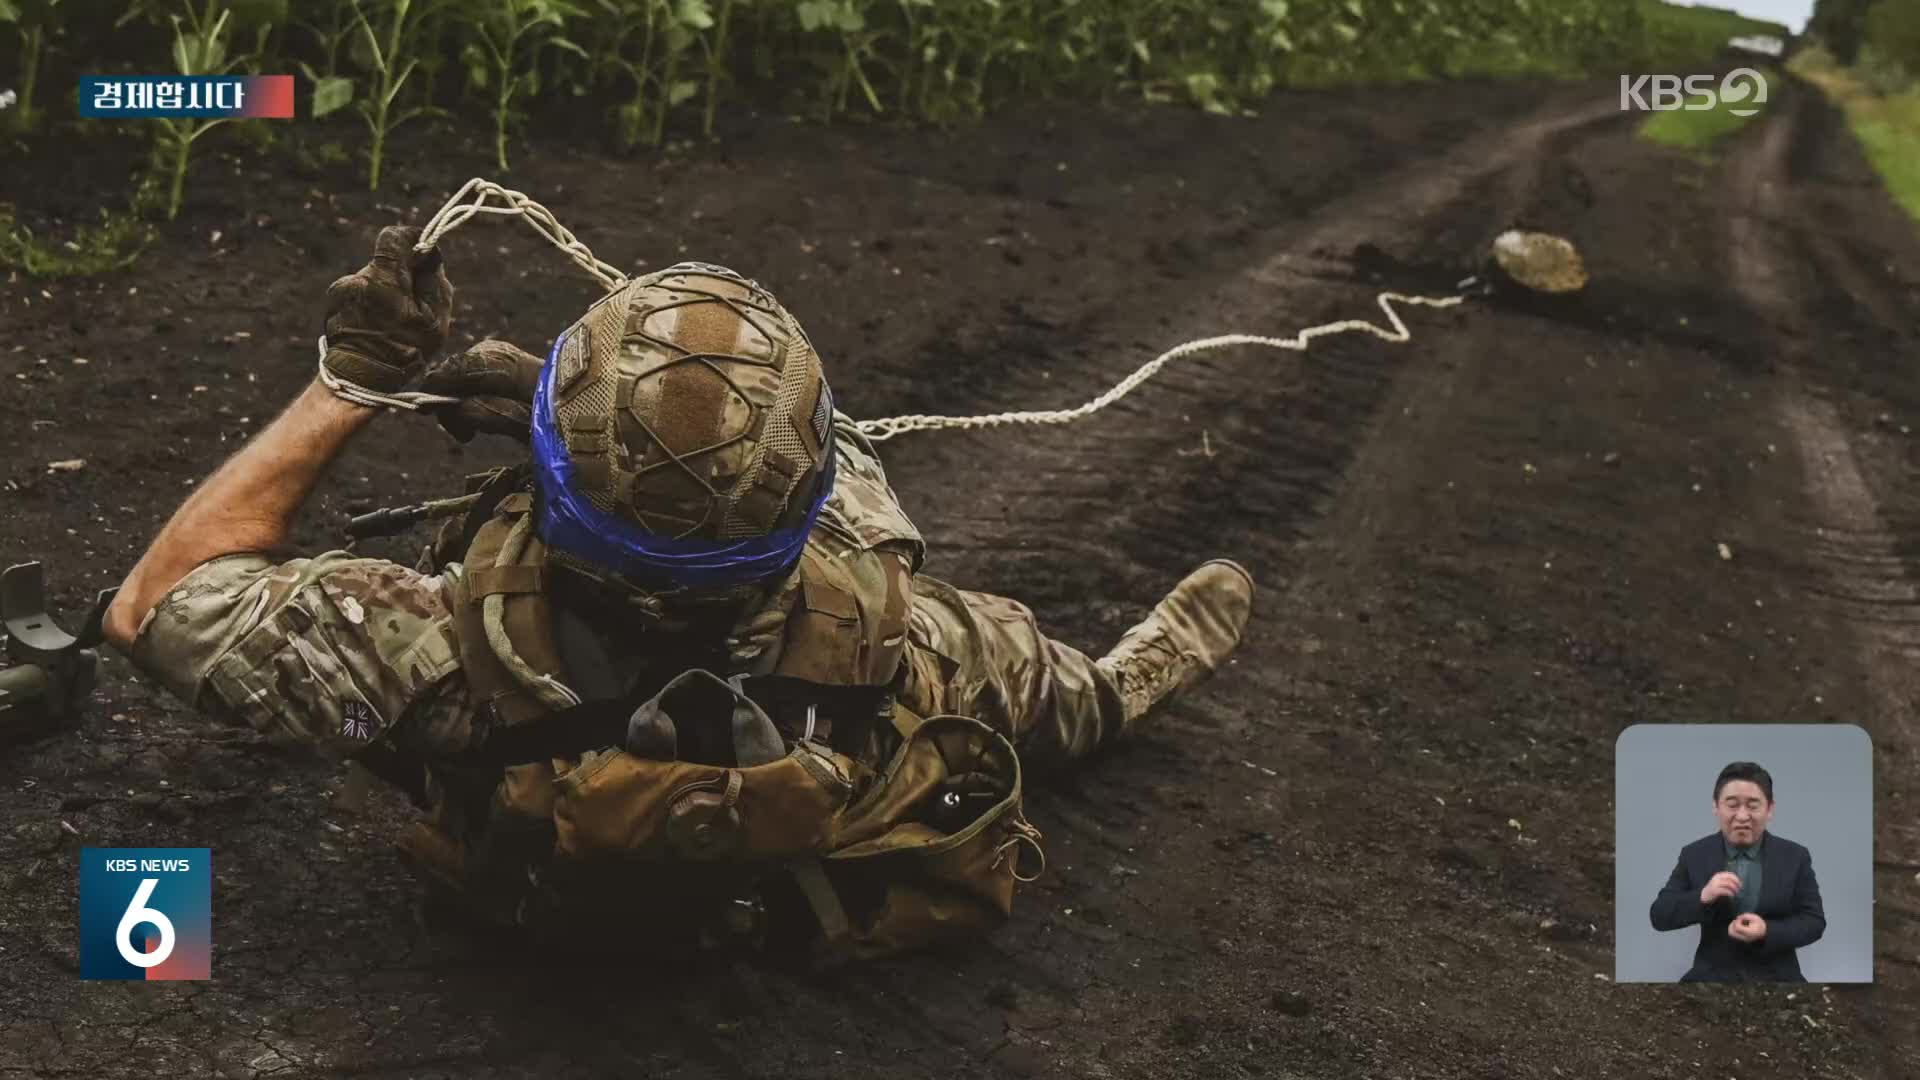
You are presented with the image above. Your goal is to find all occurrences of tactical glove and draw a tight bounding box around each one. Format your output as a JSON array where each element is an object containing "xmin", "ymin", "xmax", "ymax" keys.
[
  {"xmin": 322, "ymin": 225, "xmax": 455, "ymax": 395},
  {"xmin": 418, "ymin": 338, "xmax": 544, "ymax": 443}
]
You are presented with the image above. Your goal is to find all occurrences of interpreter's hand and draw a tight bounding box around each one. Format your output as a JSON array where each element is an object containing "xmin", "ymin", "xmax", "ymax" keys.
[
  {"xmin": 418, "ymin": 338, "xmax": 543, "ymax": 443},
  {"xmin": 1700, "ymin": 871, "xmax": 1744, "ymax": 906},
  {"xmin": 323, "ymin": 225, "xmax": 455, "ymax": 394},
  {"xmin": 1728, "ymin": 912, "xmax": 1768, "ymax": 943}
]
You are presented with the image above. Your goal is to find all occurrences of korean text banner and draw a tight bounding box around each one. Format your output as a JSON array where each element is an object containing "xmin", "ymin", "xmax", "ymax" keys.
[{"xmin": 78, "ymin": 76, "xmax": 295, "ymax": 119}]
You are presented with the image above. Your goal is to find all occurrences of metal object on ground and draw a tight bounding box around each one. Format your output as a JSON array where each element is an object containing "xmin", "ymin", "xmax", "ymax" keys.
[
  {"xmin": 1, "ymin": 563, "xmax": 115, "ymax": 746},
  {"xmin": 1491, "ymin": 229, "xmax": 1589, "ymax": 294}
]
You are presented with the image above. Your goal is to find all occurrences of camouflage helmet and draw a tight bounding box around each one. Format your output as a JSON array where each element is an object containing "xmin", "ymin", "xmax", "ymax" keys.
[{"xmin": 530, "ymin": 262, "xmax": 836, "ymax": 591}]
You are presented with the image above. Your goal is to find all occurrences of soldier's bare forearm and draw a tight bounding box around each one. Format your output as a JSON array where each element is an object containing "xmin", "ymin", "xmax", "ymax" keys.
[{"xmin": 103, "ymin": 380, "xmax": 378, "ymax": 650}]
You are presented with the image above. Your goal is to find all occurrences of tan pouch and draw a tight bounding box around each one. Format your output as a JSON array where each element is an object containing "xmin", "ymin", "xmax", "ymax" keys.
[
  {"xmin": 807, "ymin": 710, "xmax": 1044, "ymax": 961},
  {"xmin": 550, "ymin": 669, "xmax": 858, "ymax": 861},
  {"xmin": 400, "ymin": 675, "xmax": 1044, "ymax": 959},
  {"xmin": 553, "ymin": 745, "xmax": 856, "ymax": 860}
]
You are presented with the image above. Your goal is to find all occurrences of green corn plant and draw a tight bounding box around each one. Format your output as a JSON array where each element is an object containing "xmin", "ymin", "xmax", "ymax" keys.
[
  {"xmin": 294, "ymin": 0, "xmax": 356, "ymax": 119},
  {"xmin": 595, "ymin": 0, "xmax": 663, "ymax": 150},
  {"xmin": 650, "ymin": 0, "xmax": 712, "ymax": 145},
  {"xmin": 994, "ymin": 1, "xmax": 1074, "ymax": 105},
  {"xmin": 461, "ymin": 0, "xmax": 588, "ymax": 170},
  {"xmin": 344, "ymin": 0, "xmax": 436, "ymax": 190},
  {"xmin": 695, "ymin": 0, "xmax": 736, "ymax": 137},
  {"xmin": 897, "ymin": 0, "xmax": 980, "ymax": 120},
  {"xmin": 600, "ymin": 0, "xmax": 710, "ymax": 150},
  {"xmin": 299, "ymin": 0, "xmax": 355, "ymax": 75},
  {"xmin": 887, "ymin": 0, "xmax": 936, "ymax": 116},
  {"xmin": 152, "ymin": 0, "xmax": 252, "ymax": 220},
  {"xmin": 745, "ymin": 0, "xmax": 778, "ymax": 81},
  {"xmin": 1150, "ymin": 0, "xmax": 1277, "ymax": 113},
  {"xmin": 296, "ymin": 44, "xmax": 356, "ymax": 121},
  {"xmin": 590, "ymin": 0, "xmax": 743, "ymax": 141},
  {"xmin": 574, "ymin": 0, "xmax": 637, "ymax": 95},
  {"xmin": 298, "ymin": 57, "xmax": 356, "ymax": 121},
  {"xmin": 572, "ymin": 0, "xmax": 648, "ymax": 97},
  {"xmin": 947, "ymin": 0, "xmax": 1024, "ymax": 118},
  {"xmin": 794, "ymin": 0, "xmax": 886, "ymax": 122},
  {"xmin": 0, "ymin": 0, "xmax": 64, "ymax": 134},
  {"xmin": 119, "ymin": 0, "xmax": 285, "ymax": 64},
  {"xmin": 410, "ymin": 8, "xmax": 458, "ymax": 109}
]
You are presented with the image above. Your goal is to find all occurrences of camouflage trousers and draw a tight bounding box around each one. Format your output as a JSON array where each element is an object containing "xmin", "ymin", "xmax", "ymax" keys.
[{"xmin": 893, "ymin": 575, "xmax": 1130, "ymax": 779}]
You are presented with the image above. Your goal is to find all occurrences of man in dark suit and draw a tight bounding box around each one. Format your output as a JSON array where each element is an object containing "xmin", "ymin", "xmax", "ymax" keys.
[{"xmin": 1649, "ymin": 761, "xmax": 1826, "ymax": 982}]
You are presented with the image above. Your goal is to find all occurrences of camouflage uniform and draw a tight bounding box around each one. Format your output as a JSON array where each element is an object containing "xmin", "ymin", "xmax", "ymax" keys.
[
  {"xmin": 123, "ymin": 243, "xmax": 1253, "ymax": 950},
  {"xmin": 128, "ymin": 430, "xmax": 1128, "ymax": 783}
]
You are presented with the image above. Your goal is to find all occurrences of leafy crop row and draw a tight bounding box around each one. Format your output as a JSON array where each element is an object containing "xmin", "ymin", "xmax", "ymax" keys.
[
  {"xmin": 8, "ymin": 1, "xmax": 1724, "ymax": 152},
  {"xmin": 0, "ymin": 0, "xmax": 1774, "ymax": 274}
]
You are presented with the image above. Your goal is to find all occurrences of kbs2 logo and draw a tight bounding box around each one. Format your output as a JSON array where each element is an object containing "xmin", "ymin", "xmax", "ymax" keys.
[
  {"xmin": 1620, "ymin": 69, "xmax": 1769, "ymax": 118},
  {"xmin": 79, "ymin": 848, "xmax": 212, "ymax": 980}
]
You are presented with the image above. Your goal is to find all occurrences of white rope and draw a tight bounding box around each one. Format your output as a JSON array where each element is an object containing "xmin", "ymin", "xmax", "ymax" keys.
[
  {"xmin": 850, "ymin": 291, "xmax": 1466, "ymax": 442},
  {"xmin": 315, "ymin": 336, "xmax": 464, "ymax": 411},
  {"xmin": 418, "ymin": 177, "xmax": 630, "ymax": 294},
  {"xmin": 411, "ymin": 179, "xmax": 1469, "ymax": 442}
]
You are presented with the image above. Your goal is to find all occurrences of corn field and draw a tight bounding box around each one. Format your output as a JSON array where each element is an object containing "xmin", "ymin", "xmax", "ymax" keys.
[
  {"xmin": 0, "ymin": 0, "xmax": 1764, "ymax": 213},
  {"xmin": 6, "ymin": 1, "xmax": 1683, "ymax": 136}
]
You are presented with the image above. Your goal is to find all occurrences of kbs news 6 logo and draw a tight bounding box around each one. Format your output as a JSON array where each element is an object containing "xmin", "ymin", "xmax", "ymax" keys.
[{"xmin": 79, "ymin": 848, "xmax": 212, "ymax": 980}]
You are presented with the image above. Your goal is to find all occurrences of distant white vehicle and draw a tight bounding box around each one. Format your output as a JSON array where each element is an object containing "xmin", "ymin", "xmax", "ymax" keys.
[{"xmin": 1729, "ymin": 34, "xmax": 1785, "ymax": 58}]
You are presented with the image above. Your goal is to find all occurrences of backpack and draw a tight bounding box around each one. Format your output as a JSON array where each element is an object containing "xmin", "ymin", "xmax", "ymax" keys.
[{"xmin": 389, "ymin": 444, "xmax": 1044, "ymax": 964}]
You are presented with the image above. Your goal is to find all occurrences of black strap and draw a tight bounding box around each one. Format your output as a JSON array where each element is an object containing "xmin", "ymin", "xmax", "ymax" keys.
[
  {"xmin": 352, "ymin": 736, "xmax": 433, "ymax": 808},
  {"xmin": 466, "ymin": 674, "xmax": 890, "ymax": 768},
  {"xmin": 468, "ymin": 694, "xmax": 633, "ymax": 768}
]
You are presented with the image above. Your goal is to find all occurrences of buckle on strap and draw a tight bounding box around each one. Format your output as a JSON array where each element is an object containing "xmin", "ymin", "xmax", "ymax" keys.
[{"xmin": 740, "ymin": 675, "xmax": 889, "ymax": 757}]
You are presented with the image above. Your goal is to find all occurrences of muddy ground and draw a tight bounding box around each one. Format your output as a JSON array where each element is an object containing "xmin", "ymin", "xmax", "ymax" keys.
[{"xmin": 2, "ymin": 68, "xmax": 1918, "ymax": 1078}]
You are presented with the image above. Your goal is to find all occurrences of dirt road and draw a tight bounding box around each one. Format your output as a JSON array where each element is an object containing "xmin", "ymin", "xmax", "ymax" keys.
[{"xmin": 2, "ymin": 72, "xmax": 1916, "ymax": 1077}]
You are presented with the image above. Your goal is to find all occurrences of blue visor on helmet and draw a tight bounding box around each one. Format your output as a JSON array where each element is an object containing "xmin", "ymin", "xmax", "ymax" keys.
[{"xmin": 529, "ymin": 330, "xmax": 835, "ymax": 589}]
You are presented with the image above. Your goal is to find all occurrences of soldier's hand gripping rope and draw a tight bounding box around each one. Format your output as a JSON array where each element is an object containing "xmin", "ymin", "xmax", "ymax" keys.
[{"xmin": 315, "ymin": 224, "xmax": 462, "ymax": 412}]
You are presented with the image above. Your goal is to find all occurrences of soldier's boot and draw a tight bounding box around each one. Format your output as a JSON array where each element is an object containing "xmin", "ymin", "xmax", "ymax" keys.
[{"xmin": 1096, "ymin": 559, "xmax": 1255, "ymax": 726}]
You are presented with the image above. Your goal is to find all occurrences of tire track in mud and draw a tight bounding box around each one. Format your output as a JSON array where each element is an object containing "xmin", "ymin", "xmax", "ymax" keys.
[
  {"xmin": 1180, "ymin": 88, "xmax": 1918, "ymax": 1076},
  {"xmin": 890, "ymin": 93, "xmax": 1628, "ymax": 578},
  {"xmin": 882, "ymin": 92, "xmax": 1634, "ymax": 706},
  {"xmin": 859, "ymin": 91, "xmax": 1638, "ymax": 1076},
  {"xmin": 1723, "ymin": 82, "xmax": 1920, "ymax": 1063},
  {"xmin": 1726, "ymin": 90, "xmax": 1920, "ymax": 728},
  {"xmin": 635, "ymin": 94, "xmax": 1638, "ymax": 1074},
  {"xmin": 888, "ymin": 80, "xmax": 1920, "ymax": 1075},
  {"xmin": 1727, "ymin": 107, "xmax": 1920, "ymax": 730}
]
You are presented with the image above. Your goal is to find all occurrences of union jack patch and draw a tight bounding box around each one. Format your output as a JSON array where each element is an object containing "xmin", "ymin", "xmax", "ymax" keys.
[{"xmin": 341, "ymin": 699, "xmax": 376, "ymax": 741}]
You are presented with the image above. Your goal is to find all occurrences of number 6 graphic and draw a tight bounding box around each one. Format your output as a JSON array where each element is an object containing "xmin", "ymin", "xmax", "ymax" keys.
[{"xmin": 115, "ymin": 878, "xmax": 176, "ymax": 968}]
